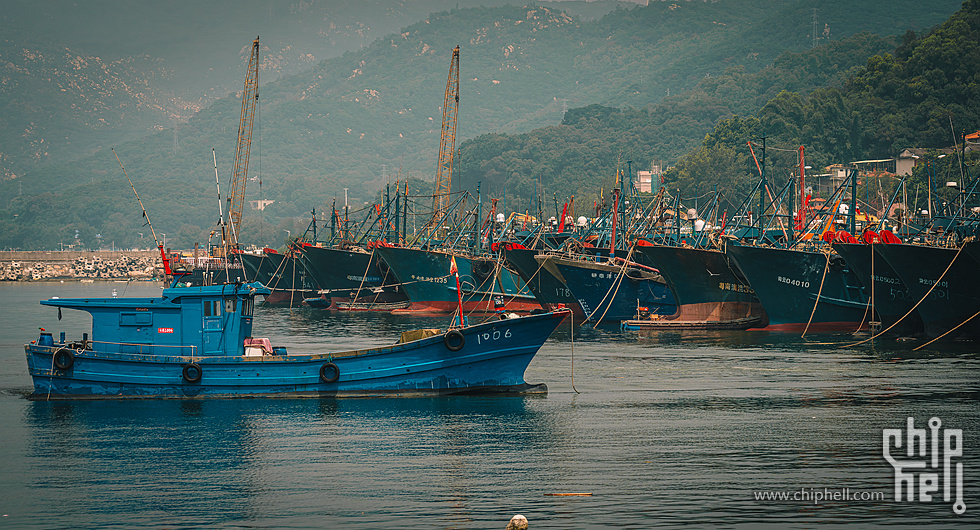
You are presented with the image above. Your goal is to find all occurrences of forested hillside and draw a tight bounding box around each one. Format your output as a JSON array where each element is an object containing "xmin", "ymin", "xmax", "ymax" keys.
[
  {"xmin": 0, "ymin": 0, "xmax": 963, "ymax": 250},
  {"xmin": 666, "ymin": 0, "xmax": 980, "ymax": 210},
  {"xmin": 454, "ymin": 31, "xmax": 900, "ymax": 205}
]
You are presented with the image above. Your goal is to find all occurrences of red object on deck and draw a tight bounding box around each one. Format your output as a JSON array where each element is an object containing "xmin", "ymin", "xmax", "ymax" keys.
[
  {"xmin": 834, "ymin": 230, "xmax": 858, "ymax": 244},
  {"xmin": 879, "ymin": 230, "xmax": 902, "ymax": 244}
]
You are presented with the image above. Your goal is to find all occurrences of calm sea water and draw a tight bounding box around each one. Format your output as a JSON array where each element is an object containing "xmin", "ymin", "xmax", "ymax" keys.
[{"xmin": 0, "ymin": 282, "xmax": 977, "ymax": 529}]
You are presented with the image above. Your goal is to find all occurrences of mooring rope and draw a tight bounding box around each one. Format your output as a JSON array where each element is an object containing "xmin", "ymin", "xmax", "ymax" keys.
[
  {"xmin": 841, "ymin": 243, "xmax": 965, "ymax": 349},
  {"xmin": 593, "ymin": 245, "xmax": 636, "ymax": 328},
  {"xmin": 571, "ymin": 310, "xmax": 579, "ymax": 394},
  {"xmin": 801, "ymin": 252, "xmax": 831, "ymax": 338},
  {"xmin": 914, "ymin": 308, "xmax": 980, "ymax": 351},
  {"xmin": 853, "ymin": 246, "xmax": 874, "ymax": 335}
]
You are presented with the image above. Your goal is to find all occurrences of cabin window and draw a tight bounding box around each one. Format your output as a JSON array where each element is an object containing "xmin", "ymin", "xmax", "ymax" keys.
[
  {"xmin": 203, "ymin": 300, "xmax": 220, "ymax": 317},
  {"xmin": 224, "ymin": 298, "xmax": 237, "ymax": 313},
  {"xmin": 242, "ymin": 298, "xmax": 254, "ymax": 317}
]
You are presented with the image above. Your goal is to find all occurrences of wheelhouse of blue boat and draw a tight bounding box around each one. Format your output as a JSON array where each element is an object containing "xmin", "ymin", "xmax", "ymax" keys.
[{"xmin": 41, "ymin": 282, "xmax": 271, "ymax": 357}]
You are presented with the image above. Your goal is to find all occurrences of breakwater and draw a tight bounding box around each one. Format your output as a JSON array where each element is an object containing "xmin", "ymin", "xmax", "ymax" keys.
[{"xmin": 0, "ymin": 250, "xmax": 163, "ymax": 281}]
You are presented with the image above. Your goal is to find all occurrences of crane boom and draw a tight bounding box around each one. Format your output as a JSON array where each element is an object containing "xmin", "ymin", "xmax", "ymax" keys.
[
  {"xmin": 429, "ymin": 45, "xmax": 460, "ymax": 230},
  {"xmin": 228, "ymin": 36, "xmax": 260, "ymax": 248}
]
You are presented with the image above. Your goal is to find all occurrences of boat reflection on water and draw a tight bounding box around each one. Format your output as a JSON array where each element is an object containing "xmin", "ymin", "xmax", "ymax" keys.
[{"xmin": 23, "ymin": 394, "xmax": 558, "ymax": 527}]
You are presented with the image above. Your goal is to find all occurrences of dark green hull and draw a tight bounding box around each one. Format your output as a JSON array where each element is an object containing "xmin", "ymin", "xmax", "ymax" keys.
[
  {"xmin": 832, "ymin": 243, "xmax": 924, "ymax": 335},
  {"xmin": 725, "ymin": 244, "xmax": 869, "ymax": 331},
  {"xmin": 300, "ymin": 245, "xmax": 408, "ymax": 309},
  {"xmin": 873, "ymin": 243, "xmax": 980, "ymax": 338},
  {"xmin": 636, "ymin": 244, "xmax": 767, "ymax": 326},
  {"xmin": 375, "ymin": 246, "xmax": 541, "ymax": 314}
]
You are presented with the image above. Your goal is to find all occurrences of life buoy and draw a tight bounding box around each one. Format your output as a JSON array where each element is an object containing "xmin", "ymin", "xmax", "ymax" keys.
[
  {"xmin": 319, "ymin": 362, "xmax": 340, "ymax": 383},
  {"xmin": 444, "ymin": 330, "xmax": 465, "ymax": 351},
  {"xmin": 53, "ymin": 348, "xmax": 74, "ymax": 370},
  {"xmin": 182, "ymin": 363, "xmax": 202, "ymax": 383}
]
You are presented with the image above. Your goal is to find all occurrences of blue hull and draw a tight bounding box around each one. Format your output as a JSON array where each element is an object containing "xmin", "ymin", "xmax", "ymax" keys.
[
  {"xmin": 539, "ymin": 255, "xmax": 676, "ymax": 322},
  {"xmin": 25, "ymin": 311, "xmax": 568, "ymax": 399},
  {"xmin": 374, "ymin": 246, "xmax": 541, "ymax": 313}
]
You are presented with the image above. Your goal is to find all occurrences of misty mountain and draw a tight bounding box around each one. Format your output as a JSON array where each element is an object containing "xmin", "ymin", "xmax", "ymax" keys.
[
  {"xmin": 0, "ymin": 0, "xmax": 963, "ymax": 250},
  {"xmin": 0, "ymin": 0, "xmax": 632, "ymax": 180}
]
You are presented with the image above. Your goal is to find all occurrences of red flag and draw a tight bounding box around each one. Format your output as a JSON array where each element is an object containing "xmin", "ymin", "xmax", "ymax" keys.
[
  {"xmin": 559, "ymin": 201, "xmax": 568, "ymax": 232},
  {"xmin": 450, "ymin": 256, "xmax": 464, "ymax": 327}
]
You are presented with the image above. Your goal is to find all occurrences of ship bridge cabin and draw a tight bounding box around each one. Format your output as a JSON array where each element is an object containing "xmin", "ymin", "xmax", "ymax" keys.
[{"xmin": 41, "ymin": 282, "xmax": 270, "ymax": 357}]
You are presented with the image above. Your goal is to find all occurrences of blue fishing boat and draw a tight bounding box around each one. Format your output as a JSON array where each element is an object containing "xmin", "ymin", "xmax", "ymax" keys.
[
  {"xmin": 534, "ymin": 253, "xmax": 676, "ymax": 323},
  {"xmin": 374, "ymin": 246, "xmax": 542, "ymax": 314},
  {"xmin": 24, "ymin": 282, "xmax": 568, "ymax": 399}
]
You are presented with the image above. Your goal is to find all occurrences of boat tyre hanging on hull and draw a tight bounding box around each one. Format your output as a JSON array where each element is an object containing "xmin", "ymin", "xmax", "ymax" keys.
[
  {"xmin": 320, "ymin": 362, "xmax": 340, "ymax": 383},
  {"xmin": 444, "ymin": 330, "xmax": 465, "ymax": 351},
  {"xmin": 53, "ymin": 348, "xmax": 74, "ymax": 371},
  {"xmin": 182, "ymin": 363, "xmax": 202, "ymax": 383}
]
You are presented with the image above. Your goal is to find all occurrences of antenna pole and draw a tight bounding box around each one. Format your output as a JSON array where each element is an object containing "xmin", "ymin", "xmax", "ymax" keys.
[
  {"xmin": 213, "ymin": 149, "xmax": 229, "ymax": 260},
  {"xmin": 213, "ymin": 149, "xmax": 232, "ymax": 279},
  {"xmin": 113, "ymin": 149, "xmax": 172, "ymax": 279}
]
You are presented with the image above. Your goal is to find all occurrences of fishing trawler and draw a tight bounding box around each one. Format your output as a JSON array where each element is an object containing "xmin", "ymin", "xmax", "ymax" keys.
[
  {"xmin": 375, "ymin": 246, "xmax": 542, "ymax": 314},
  {"xmin": 24, "ymin": 281, "xmax": 569, "ymax": 399},
  {"xmin": 299, "ymin": 244, "xmax": 409, "ymax": 310},
  {"xmin": 629, "ymin": 242, "xmax": 767, "ymax": 329}
]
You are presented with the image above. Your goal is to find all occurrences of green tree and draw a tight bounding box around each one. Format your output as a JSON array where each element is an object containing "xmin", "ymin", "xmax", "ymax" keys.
[{"xmin": 663, "ymin": 144, "xmax": 755, "ymax": 212}]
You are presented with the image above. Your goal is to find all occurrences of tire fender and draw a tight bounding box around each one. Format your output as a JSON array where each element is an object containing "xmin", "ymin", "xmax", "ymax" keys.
[
  {"xmin": 319, "ymin": 362, "xmax": 340, "ymax": 383},
  {"xmin": 444, "ymin": 330, "xmax": 465, "ymax": 352}
]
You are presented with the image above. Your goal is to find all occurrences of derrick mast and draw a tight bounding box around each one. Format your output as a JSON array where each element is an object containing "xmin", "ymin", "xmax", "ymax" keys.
[
  {"xmin": 428, "ymin": 45, "xmax": 460, "ymax": 233},
  {"xmin": 227, "ymin": 36, "xmax": 260, "ymax": 249}
]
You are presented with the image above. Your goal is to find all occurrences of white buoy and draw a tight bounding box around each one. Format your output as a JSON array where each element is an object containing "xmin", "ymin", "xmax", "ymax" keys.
[{"xmin": 505, "ymin": 514, "xmax": 528, "ymax": 530}]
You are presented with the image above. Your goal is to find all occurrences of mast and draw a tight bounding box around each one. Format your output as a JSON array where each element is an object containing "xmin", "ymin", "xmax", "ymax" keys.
[
  {"xmin": 428, "ymin": 45, "xmax": 460, "ymax": 234},
  {"xmin": 403, "ymin": 181, "xmax": 409, "ymax": 245},
  {"xmin": 760, "ymin": 136, "xmax": 767, "ymax": 230},
  {"xmin": 609, "ymin": 187, "xmax": 619, "ymax": 254},
  {"xmin": 475, "ymin": 181, "xmax": 482, "ymax": 252},
  {"xmin": 212, "ymin": 149, "xmax": 229, "ymax": 265},
  {"xmin": 227, "ymin": 36, "xmax": 260, "ymax": 249},
  {"xmin": 798, "ymin": 145, "xmax": 806, "ymax": 235},
  {"xmin": 849, "ymin": 166, "xmax": 857, "ymax": 235}
]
